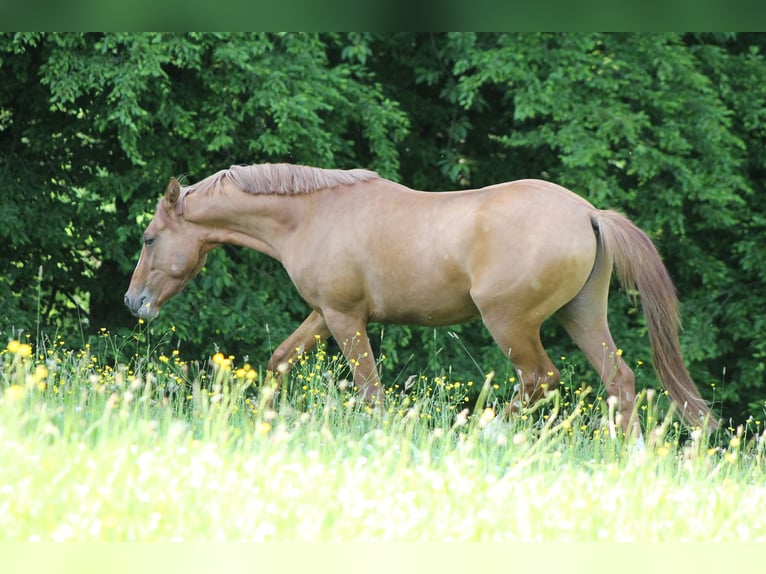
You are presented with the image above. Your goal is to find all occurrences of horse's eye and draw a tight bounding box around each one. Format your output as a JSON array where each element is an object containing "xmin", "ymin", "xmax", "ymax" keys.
[{"xmin": 144, "ymin": 236, "xmax": 156, "ymax": 247}]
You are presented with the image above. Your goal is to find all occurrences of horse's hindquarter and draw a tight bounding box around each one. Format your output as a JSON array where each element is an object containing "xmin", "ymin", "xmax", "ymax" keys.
[
  {"xmin": 287, "ymin": 179, "xmax": 598, "ymax": 327},
  {"xmin": 468, "ymin": 180, "xmax": 599, "ymax": 323}
]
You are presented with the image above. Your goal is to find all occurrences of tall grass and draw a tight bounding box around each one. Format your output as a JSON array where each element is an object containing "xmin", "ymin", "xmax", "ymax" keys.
[{"xmin": 1, "ymin": 330, "xmax": 765, "ymax": 541}]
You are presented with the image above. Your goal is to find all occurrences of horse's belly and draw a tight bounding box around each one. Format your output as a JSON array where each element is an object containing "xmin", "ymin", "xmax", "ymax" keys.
[{"xmin": 368, "ymin": 285, "xmax": 479, "ymax": 326}]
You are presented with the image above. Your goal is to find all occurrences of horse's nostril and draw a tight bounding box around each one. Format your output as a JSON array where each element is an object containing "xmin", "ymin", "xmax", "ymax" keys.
[{"xmin": 124, "ymin": 293, "xmax": 147, "ymax": 316}]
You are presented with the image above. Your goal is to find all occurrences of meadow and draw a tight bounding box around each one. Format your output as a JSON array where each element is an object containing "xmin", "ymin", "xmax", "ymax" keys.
[{"xmin": 1, "ymin": 328, "xmax": 765, "ymax": 543}]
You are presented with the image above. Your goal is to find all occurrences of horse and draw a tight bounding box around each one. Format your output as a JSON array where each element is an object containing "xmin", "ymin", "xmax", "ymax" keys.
[{"xmin": 124, "ymin": 163, "xmax": 716, "ymax": 433}]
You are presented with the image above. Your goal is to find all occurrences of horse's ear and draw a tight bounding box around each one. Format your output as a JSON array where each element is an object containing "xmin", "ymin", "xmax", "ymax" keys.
[{"xmin": 166, "ymin": 177, "xmax": 181, "ymax": 208}]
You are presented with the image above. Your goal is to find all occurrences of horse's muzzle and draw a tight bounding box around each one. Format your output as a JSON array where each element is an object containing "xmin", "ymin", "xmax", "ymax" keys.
[{"xmin": 124, "ymin": 292, "xmax": 158, "ymax": 320}]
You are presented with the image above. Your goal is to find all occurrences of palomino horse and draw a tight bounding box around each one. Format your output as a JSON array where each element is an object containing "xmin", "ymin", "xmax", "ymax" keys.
[{"xmin": 124, "ymin": 163, "xmax": 715, "ymax": 431}]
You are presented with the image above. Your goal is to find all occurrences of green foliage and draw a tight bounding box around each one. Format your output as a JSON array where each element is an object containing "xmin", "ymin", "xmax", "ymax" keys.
[{"xmin": 2, "ymin": 33, "xmax": 766, "ymax": 422}]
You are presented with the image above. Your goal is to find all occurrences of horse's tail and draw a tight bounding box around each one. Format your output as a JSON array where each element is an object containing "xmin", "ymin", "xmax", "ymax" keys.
[{"xmin": 592, "ymin": 210, "xmax": 717, "ymax": 429}]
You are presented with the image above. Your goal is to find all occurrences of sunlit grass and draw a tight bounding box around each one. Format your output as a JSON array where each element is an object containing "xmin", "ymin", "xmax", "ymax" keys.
[{"xmin": 1, "ymin": 332, "xmax": 765, "ymax": 541}]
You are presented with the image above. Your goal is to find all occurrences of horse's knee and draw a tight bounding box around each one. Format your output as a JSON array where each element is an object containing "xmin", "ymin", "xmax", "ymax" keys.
[
  {"xmin": 266, "ymin": 350, "xmax": 285, "ymax": 373},
  {"xmin": 266, "ymin": 344, "xmax": 296, "ymax": 376}
]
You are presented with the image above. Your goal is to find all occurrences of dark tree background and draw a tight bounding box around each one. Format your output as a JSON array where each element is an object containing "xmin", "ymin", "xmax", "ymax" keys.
[{"xmin": 2, "ymin": 33, "xmax": 765, "ymax": 422}]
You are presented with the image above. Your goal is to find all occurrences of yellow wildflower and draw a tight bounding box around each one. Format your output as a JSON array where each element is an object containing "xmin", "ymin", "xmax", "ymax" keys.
[
  {"xmin": 34, "ymin": 365, "xmax": 49, "ymax": 388},
  {"xmin": 212, "ymin": 352, "xmax": 232, "ymax": 369},
  {"xmin": 6, "ymin": 340, "xmax": 33, "ymax": 357}
]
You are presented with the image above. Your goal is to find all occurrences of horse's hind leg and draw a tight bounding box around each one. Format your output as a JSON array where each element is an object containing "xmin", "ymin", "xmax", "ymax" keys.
[
  {"xmin": 506, "ymin": 332, "xmax": 561, "ymax": 413},
  {"xmin": 556, "ymin": 290, "xmax": 640, "ymax": 437},
  {"xmin": 478, "ymin": 310, "xmax": 561, "ymax": 413}
]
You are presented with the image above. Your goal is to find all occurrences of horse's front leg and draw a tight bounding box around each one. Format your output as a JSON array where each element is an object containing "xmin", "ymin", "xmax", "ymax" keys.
[
  {"xmin": 321, "ymin": 309, "xmax": 383, "ymax": 406},
  {"xmin": 266, "ymin": 309, "xmax": 331, "ymax": 400}
]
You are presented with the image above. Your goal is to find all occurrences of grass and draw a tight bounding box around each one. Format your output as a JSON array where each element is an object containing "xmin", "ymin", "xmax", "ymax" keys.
[{"xmin": 1, "ymin": 330, "xmax": 766, "ymax": 542}]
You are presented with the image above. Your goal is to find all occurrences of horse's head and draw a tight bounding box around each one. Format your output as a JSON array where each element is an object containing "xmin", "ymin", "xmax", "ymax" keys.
[{"xmin": 124, "ymin": 177, "xmax": 209, "ymax": 320}]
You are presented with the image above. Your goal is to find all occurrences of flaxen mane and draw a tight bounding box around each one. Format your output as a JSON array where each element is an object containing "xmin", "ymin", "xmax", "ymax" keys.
[{"xmin": 178, "ymin": 163, "xmax": 380, "ymax": 208}]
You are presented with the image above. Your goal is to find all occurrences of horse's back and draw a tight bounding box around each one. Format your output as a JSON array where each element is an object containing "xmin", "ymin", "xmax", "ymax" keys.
[{"xmin": 476, "ymin": 178, "xmax": 596, "ymax": 209}]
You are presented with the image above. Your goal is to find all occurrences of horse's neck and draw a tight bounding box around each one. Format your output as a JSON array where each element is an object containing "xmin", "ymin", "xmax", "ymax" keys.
[{"xmin": 186, "ymin": 187, "xmax": 308, "ymax": 261}]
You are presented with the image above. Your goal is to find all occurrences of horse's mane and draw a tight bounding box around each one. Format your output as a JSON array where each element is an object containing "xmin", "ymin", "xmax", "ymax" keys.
[{"xmin": 179, "ymin": 163, "xmax": 380, "ymax": 207}]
